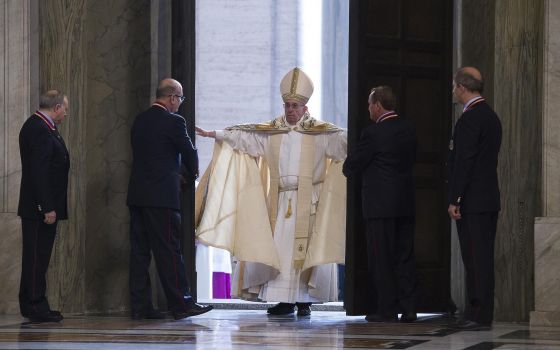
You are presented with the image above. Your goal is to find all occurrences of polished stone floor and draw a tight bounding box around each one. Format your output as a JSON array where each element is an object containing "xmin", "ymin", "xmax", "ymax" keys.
[{"xmin": 1, "ymin": 310, "xmax": 560, "ymax": 349}]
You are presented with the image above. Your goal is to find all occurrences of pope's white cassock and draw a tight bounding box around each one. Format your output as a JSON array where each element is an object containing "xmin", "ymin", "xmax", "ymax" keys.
[{"xmin": 195, "ymin": 68, "xmax": 347, "ymax": 304}]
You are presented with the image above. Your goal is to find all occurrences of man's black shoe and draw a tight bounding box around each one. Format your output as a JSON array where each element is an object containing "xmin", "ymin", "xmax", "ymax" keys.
[
  {"xmin": 452, "ymin": 320, "xmax": 491, "ymax": 331},
  {"xmin": 365, "ymin": 314, "xmax": 398, "ymax": 323},
  {"xmin": 131, "ymin": 309, "xmax": 166, "ymax": 320},
  {"xmin": 28, "ymin": 310, "xmax": 63, "ymax": 323},
  {"xmin": 296, "ymin": 303, "xmax": 311, "ymax": 317},
  {"xmin": 173, "ymin": 303, "xmax": 213, "ymax": 320},
  {"xmin": 267, "ymin": 302, "xmax": 295, "ymax": 315},
  {"xmin": 400, "ymin": 312, "xmax": 418, "ymax": 323}
]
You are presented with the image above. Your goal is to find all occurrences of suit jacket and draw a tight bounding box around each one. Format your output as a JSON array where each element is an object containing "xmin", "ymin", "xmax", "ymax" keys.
[
  {"xmin": 127, "ymin": 105, "xmax": 198, "ymax": 210},
  {"xmin": 447, "ymin": 101, "xmax": 501, "ymax": 213},
  {"xmin": 18, "ymin": 114, "xmax": 70, "ymax": 220},
  {"xmin": 343, "ymin": 117, "xmax": 416, "ymax": 218}
]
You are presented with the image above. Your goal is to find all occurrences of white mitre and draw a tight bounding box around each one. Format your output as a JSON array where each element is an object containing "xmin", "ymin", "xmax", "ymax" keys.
[{"xmin": 280, "ymin": 67, "xmax": 314, "ymax": 104}]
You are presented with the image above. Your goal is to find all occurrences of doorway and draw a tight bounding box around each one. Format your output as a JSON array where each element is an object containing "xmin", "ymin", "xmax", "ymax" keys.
[
  {"xmin": 172, "ymin": 0, "xmax": 454, "ymax": 313},
  {"xmin": 182, "ymin": 0, "xmax": 349, "ymax": 304}
]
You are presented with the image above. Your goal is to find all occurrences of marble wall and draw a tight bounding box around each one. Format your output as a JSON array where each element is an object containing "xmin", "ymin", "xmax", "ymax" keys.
[
  {"xmin": 493, "ymin": 0, "xmax": 543, "ymax": 322},
  {"xmin": 0, "ymin": 0, "xmax": 153, "ymax": 315},
  {"xmin": 459, "ymin": 0, "xmax": 496, "ymax": 105},
  {"xmin": 39, "ymin": 0, "xmax": 88, "ymax": 314},
  {"xmin": 0, "ymin": 0, "xmax": 38, "ymax": 314},
  {"xmin": 531, "ymin": 0, "xmax": 560, "ymax": 326},
  {"xmin": 84, "ymin": 0, "xmax": 151, "ymax": 313},
  {"xmin": 532, "ymin": 218, "xmax": 560, "ymax": 325},
  {"xmin": 456, "ymin": 0, "xmax": 543, "ymax": 322},
  {"xmin": 541, "ymin": 0, "xmax": 560, "ymax": 218}
]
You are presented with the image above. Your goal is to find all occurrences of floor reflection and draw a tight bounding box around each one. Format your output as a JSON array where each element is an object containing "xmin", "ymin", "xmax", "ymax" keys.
[{"xmin": 0, "ymin": 310, "xmax": 559, "ymax": 349}]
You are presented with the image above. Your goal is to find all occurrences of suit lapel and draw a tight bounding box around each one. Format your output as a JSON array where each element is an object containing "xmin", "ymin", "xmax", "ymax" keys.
[{"xmin": 51, "ymin": 128, "xmax": 69, "ymax": 154}]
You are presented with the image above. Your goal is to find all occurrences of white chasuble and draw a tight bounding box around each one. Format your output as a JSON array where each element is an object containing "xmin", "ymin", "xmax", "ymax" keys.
[{"xmin": 196, "ymin": 116, "xmax": 347, "ymax": 303}]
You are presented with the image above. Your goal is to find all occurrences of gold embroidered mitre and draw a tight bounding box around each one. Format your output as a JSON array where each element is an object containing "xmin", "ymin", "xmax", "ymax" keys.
[{"xmin": 280, "ymin": 67, "xmax": 314, "ymax": 104}]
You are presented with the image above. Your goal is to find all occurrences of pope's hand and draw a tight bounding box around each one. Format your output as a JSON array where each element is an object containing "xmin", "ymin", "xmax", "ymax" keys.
[{"xmin": 195, "ymin": 126, "xmax": 216, "ymax": 138}]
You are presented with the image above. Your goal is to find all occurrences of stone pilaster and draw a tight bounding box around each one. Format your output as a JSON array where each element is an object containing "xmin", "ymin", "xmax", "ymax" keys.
[
  {"xmin": 0, "ymin": 0, "xmax": 39, "ymax": 315},
  {"xmin": 456, "ymin": 0, "xmax": 544, "ymax": 322},
  {"xmin": 531, "ymin": 0, "xmax": 560, "ymax": 327},
  {"xmin": 493, "ymin": 0, "xmax": 543, "ymax": 322}
]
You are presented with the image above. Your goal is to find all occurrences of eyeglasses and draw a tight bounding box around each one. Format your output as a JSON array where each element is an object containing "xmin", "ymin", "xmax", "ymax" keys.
[
  {"xmin": 169, "ymin": 94, "xmax": 186, "ymax": 103},
  {"xmin": 283, "ymin": 103, "xmax": 304, "ymax": 109}
]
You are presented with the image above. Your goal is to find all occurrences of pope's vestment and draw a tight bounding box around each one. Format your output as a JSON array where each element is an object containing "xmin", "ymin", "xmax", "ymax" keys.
[{"xmin": 196, "ymin": 113, "xmax": 347, "ymax": 303}]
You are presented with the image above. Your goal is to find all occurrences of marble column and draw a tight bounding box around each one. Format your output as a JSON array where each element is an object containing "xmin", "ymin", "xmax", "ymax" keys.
[
  {"xmin": 39, "ymin": 0, "xmax": 87, "ymax": 313},
  {"xmin": 530, "ymin": 0, "xmax": 560, "ymax": 327},
  {"xmin": 84, "ymin": 0, "xmax": 151, "ymax": 313},
  {"xmin": 0, "ymin": 0, "xmax": 39, "ymax": 314},
  {"xmin": 456, "ymin": 0, "xmax": 544, "ymax": 322},
  {"xmin": 493, "ymin": 0, "xmax": 543, "ymax": 322}
]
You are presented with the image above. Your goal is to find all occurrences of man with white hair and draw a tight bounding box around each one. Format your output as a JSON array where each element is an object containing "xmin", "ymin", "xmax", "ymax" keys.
[
  {"xmin": 18, "ymin": 90, "xmax": 69, "ymax": 323},
  {"xmin": 196, "ymin": 68, "xmax": 347, "ymax": 316}
]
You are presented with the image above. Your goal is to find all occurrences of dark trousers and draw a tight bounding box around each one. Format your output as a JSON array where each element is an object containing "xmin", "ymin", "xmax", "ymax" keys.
[
  {"xmin": 129, "ymin": 206, "xmax": 193, "ymax": 313},
  {"xmin": 19, "ymin": 219, "xmax": 57, "ymax": 316},
  {"xmin": 456, "ymin": 212, "xmax": 498, "ymax": 325},
  {"xmin": 365, "ymin": 216, "xmax": 417, "ymax": 318}
]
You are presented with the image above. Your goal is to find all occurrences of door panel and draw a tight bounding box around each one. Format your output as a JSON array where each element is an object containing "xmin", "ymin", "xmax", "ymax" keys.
[{"xmin": 346, "ymin": 0, "xmax": 453, "ymax": 315}]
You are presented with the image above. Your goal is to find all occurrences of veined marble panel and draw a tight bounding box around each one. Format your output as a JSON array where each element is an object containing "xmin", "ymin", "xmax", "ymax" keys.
[
  {"xmin": 493, "ymin": 0, "xmax": 543, "ymax": 322},
  {"xmin": 531, "ymin": 217, "xmax": 560, "ymax": 326},
  {"xmin": 85, "ymin": 0, "xmax": 151, "ymax": 313},
  {"xmin": 0, "ymin": 214, "xmax": 22, "ymax": 314},
  {"xmin": 460, "ymin": 0, "xmax": 496, "ymax": 104},
  {"xmin": 0, "ymin": 0, "xmax": 32, "ymax": 213},
  {"xmin": 39, "ymin": 0, "xmax": 87, "ymax": 314},
  {"xmin": 533, "ymin": 217, "xmax": 560, "ymax": 311},
  {"xmin": 543, "ymin": 0, "xmax": 560, "ymax": 217},
  {"xmin": 531, "ymin": 0, "xmax": 560, "ymax": 328},
  {"xmin": 0, "ymin": 0, "xmax": 38, "ymax": 315}
]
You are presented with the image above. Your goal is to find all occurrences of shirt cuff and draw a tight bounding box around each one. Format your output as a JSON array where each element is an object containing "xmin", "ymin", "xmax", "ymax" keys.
[
  {"xmin": 215, "ymin": 130, "xmax": 225, "ymax": 141},
  {"xmin": 451, "ymin": 196, "xmax": 462, "ymax": 206}
]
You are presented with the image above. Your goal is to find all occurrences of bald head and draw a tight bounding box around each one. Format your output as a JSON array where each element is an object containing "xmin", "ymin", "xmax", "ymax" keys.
[
  {"xmin": 156, "ymin": 78, "xmax": 182, "ymax": 98},
  {"xmin": 462, "ymin": 67, "xmax": 482, "ymax": 80},
  {"xmin": 454, "ymin": 67, "xmax": 484, "ymax": 93}
]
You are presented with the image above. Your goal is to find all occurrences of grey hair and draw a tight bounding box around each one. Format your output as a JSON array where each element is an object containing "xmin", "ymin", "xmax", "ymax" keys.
[{"xmin": 39, "ymin": 90, "xmax": 66, "ymax": 109}]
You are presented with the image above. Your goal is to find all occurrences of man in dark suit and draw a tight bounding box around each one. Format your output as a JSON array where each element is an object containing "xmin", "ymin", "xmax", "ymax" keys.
[
  {"xmin": 448, "ymin": 67, "xmax": 502, "ymax": 331},
  {"xmin": 343, "ymin": 86, "xmax": 418, "ymax": 323},
  {"xmin": 127, "ymin": 78, "xmax": 212, "ymax": 320},
  {"xmin": 18, "ymin": 90, "xmax": 70, "ymax": 323}
]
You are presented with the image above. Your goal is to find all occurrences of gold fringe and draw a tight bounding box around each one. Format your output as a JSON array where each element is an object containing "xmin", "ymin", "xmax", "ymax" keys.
[{"xmin": 285, "ymin": 198, "xmax": 292, "ymax": 218}]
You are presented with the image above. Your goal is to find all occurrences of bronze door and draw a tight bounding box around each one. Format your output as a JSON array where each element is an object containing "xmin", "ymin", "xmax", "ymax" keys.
[{"xmin": 345, "ymin": 0, "xmax": 454, "ymax": 314}]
